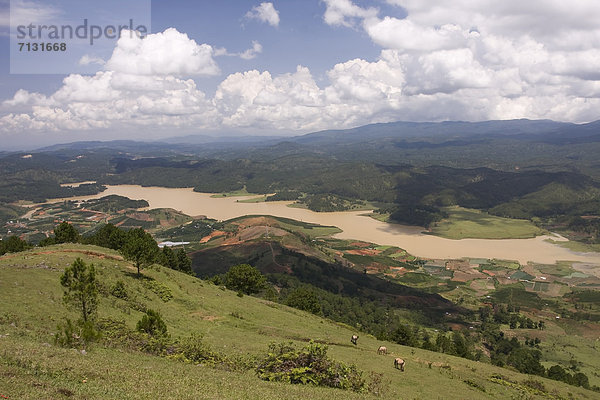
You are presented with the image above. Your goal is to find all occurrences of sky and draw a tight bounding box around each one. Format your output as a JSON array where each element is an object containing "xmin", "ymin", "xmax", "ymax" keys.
[{"xmin": 1, "ymin": 0, "xmax": 600, "ymax": 149}]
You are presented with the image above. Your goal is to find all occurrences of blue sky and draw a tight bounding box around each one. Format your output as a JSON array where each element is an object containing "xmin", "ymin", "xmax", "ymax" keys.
[{"xmin": 1, "ymin": 0, "xmax": 600, "ymax": 149}]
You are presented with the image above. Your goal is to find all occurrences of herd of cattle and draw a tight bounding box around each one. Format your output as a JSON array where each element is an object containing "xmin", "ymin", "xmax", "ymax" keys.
[{"xmin": 351, "ymin": 335, "xmax": 405, "ymax": 371}]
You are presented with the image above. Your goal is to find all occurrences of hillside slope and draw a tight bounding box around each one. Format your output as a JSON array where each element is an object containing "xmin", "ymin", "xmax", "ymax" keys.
[{"xmin": 0, "ymin": 244, "xmax": 597, "ymax": 399}]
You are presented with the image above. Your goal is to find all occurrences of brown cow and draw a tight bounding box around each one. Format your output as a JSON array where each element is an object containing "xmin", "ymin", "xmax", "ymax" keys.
[
  {"xmin": 377, "ymin": 346, "xmax": 387, "ymax": 355},
  {"xmin": 394, "ymin": 358, "xmax": 405, "ymax": 371}
]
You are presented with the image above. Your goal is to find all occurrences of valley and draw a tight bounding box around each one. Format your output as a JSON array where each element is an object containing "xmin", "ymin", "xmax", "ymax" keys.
[
  {"xmin": 20, "ymin": 184, "xmax": 600, "ymax": 265},
  {"xmin": 2, "ymin": 119, "xmax": 600, "ymax": 398}
]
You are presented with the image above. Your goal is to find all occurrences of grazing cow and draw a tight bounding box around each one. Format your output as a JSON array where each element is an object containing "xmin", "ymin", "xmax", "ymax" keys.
[
  {"xmin": 377, "ymin": 346, "xmax": 387, "ymax": 355},
  {"xmin": 394, "ymin": 358, "xmax": 405, "ymax": 371},
  {"xmin": 351, "ymin": 334, "xmax": 358, "ymax": 345}
]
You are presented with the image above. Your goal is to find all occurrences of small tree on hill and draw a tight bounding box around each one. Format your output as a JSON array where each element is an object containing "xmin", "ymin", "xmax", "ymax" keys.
[
  {"xmin": 160, "ymin": 246, "xmax": 177, "ymax": 269},
  {"xmin": 121, "ymin": 228, "xmax": 159, "ymax": 276},
  {"xmin": 224, "ymin": 264, "xmax": 266, "ymax": 295},
  {"xmin": 54, "ymin": 221, "xmax": 80, "ymax": 244},
  {"xmin": 60, "ymin": 257, "xmax": 98, "ymax": 323},
  {"xmin": 175, "ymin": 248, "xmax": 193, "ymax": 275},
  {"xmin": 136, "ymin": 309, "xmax": 167, "ymax": 337}
]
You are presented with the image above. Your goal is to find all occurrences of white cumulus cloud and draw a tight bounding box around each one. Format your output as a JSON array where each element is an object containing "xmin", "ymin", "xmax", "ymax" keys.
[
  {"xmin": 214, "ymin": 41, "xmax": 263, "ymax": 60},
  {"xmin": 245, "ymin": 2, "xmax": 280, "ymax": 27},
  {"xmin": 105, "ymin": 28, "xmax": 220, "ymax": 77},
  {"xmin": 322, "ymin": 0, "xmax": 378, "ymax": 28}
]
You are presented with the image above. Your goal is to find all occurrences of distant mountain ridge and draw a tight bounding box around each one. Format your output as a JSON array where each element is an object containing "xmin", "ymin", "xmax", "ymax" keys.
[
  {"xmin": 29, "ymin": 119, "xmax": 600, "ymax": 153},
  {"xmin": 290, "ymin": 119, "xmax": 587, "ymax": 146}
]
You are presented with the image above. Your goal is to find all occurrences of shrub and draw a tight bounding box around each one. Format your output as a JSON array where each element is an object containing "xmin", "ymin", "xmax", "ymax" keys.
[
  {"xmin": 136, "ymin": 309, "xmax": 167, "ymax": 337},
  {"xmin": 143, "ymin": 279, "xmax": 173, "ymax": 302},
  {"xmin": 367, "ymin": 372, "xmax": 389, "ymax": 397},
  {"xmin": 177, "ymin": 333, "xmax": 221, "ymax": 364},
  {"xmin": 257, "ymin": 341, "xmax": 365, "ymax": 392},
  {"xmin": 54, "ymin": 318, "xmax": 100, "ymax": 349},
  {"xmin": 110, "ymin": 280, "xmax": 128, "ymax": 299}
]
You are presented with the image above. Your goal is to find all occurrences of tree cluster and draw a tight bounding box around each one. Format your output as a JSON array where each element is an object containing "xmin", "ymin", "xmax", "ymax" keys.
[
  {"xmin": 36, "ymin": 222, "xmax": 194, "ymax": 277},
  {"xmin": 0, "ymin": 235, "xmax": 30, "ymax": 255}
]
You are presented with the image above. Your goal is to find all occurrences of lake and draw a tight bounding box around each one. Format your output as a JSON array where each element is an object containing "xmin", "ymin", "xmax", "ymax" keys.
[{"xmin": 48, "ymin": 185, "xmax": 600, "ymax": 265}]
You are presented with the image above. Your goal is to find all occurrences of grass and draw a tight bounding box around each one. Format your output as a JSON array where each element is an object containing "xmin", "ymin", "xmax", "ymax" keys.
[
  {"xmin": 429, "ymin": 207, "xmax": 544, "ymax": 240},
  {"xmin": 369, "ymin": 213, "xmax": 390, "ymax": 223},
  {"xmin": 0, "ymin": 244, "xmax": 597, "ymax": 399},
  {"xmin": 268, "ymin": 216, "xmax": 342, "ymax": 238},
  {"xmin": 538, "ymin": 324, "xmax": 600, "ymax": 388},
  {"xmin": 236, "ymin": 195, "xmax": 269, "ymax": 203},
  {"xmin": 490, "ymin": 285, "xmax": 545, "ymax": 309},
  {"xmin": 210, "ymin": 188, "xmax": 252, "ymax": 198},
  {"xmin": 551, "ymin": 239, "xmax": 600, "ymax": 253},
  {"xmin": 534, "ymin": 262, "xmax": 576, "ymax": 278}
]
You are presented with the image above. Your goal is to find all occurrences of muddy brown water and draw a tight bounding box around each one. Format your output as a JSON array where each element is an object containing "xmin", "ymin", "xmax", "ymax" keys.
[{"xmin": 41, "ymin": 185, "xmax": 600, "ymax": 265}]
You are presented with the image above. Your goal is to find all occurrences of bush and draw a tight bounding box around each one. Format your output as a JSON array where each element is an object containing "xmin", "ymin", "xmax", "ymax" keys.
[
  {"xmin": 136, "ymin": 309, "xmax": 168, "ymax": 337},
  {"xmin": 54, "ymin": 318, "xmax": 100, "ymax": 349},
  {"xmin": 110, "ymin": 280, "xmax": 128, "ymax": 299},
  {"xmin": 143, "ymin": 279, "xmax": 173, "ymax": 302},
  {"xmin": 257, "ymin": 341, "xmax": 365, "ymax": 392},
  {"xmin": 177, "ymin": 333, "xmax": 222, "ymax": 364}
]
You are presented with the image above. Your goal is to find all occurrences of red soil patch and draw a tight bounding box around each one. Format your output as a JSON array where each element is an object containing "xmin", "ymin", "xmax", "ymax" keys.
[
  {"xmin": 200, "ymin": 230, "xmax": 227, "ymax": 243},
  {"xmin": 349, "ymin": 241, "xmax": 372, "ymax": 248},
  {"xmin": 345, "ymin": 248, "xmax": 381, "ymax": 256}
]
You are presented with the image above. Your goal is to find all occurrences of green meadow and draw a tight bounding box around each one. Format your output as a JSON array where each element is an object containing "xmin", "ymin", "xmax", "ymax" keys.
[
  {"xmin": 0, "ymin": 244, "xmax": 597, "ymax": 399},
  {"xmin": 430, "ymin": 207, "xmax": 545, "ymax": 240}
]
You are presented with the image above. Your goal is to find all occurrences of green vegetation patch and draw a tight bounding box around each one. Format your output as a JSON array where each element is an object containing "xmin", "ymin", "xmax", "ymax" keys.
[
  {"xmin": 155, "ymin": 219, "xmax": 216, "ymax": 242},
  {"xmin": 509, "ymin": 270, "xmax": 535, "ymax": 281},
  {"xmin": 237, "ymin": 195, "xmax": 269, "ymax": 203},
  {"xmin": 83, "ymin": 195, "xmax": 148, "ymax": 212},
  {"xmin": 142, "ymin": 278, "xmax": 174, "ymax": 302},
  {"xmin": 532, "ymin": 282, "xmax": 550, "ymax": 292},
  {"xmin": 565, "ymin": 289, "xmax": 600, "ymax": 303},
  {"xmin": 430, "ymin": 207, "xmax": 544, "ymax": 240},
  {"xmin": 534, "ymin": 262, "xmax": 575, "ymax": 278},
  {"xmin": 490, "ymin": 285, "xmax": 544, "ymax": 309},
  {"xmin": 553, "ymin": 239, "xmax": 600, "ymax": 253},
  {"xmin": 0, "ymin": 203, "xmax": 27, "ymax": 224},
  {"xmin": 343, "ymin": 253, "xmax": 407, "ymax": 268},
  {"xmin": 210, "ymin": 188, "xmax": 251, "ymax": 198}
]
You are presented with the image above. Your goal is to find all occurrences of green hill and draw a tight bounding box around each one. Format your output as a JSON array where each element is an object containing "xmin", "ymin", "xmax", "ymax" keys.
[{"xmin": 0, "ymin": 244, "xmax": 597, "ymax": 399}]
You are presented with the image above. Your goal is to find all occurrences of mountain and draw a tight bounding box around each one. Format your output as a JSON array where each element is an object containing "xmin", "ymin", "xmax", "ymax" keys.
[{"xmin": 291, "ymin": 119, "xmax": 579, "ymax": 146}]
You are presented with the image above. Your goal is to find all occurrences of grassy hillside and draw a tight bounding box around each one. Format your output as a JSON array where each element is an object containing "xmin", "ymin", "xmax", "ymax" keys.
[
  {"xmin": 0, "ymin": 244, "xmax": 597, "ymax": 399},
  {"xmin": 429, "ymin": 207, "xmax": 545, "ymax": 239}
]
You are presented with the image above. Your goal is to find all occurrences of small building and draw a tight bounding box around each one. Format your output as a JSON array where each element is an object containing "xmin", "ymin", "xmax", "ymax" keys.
[{"xmin": 158, "ymin": 241, "xmax": 190, "ymax": 248}]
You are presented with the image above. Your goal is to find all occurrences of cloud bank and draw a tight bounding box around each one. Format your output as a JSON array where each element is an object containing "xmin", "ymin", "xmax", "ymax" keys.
[{"xmin": 2, "ymin": 1, "xmax": 600, "ymax": 141}]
